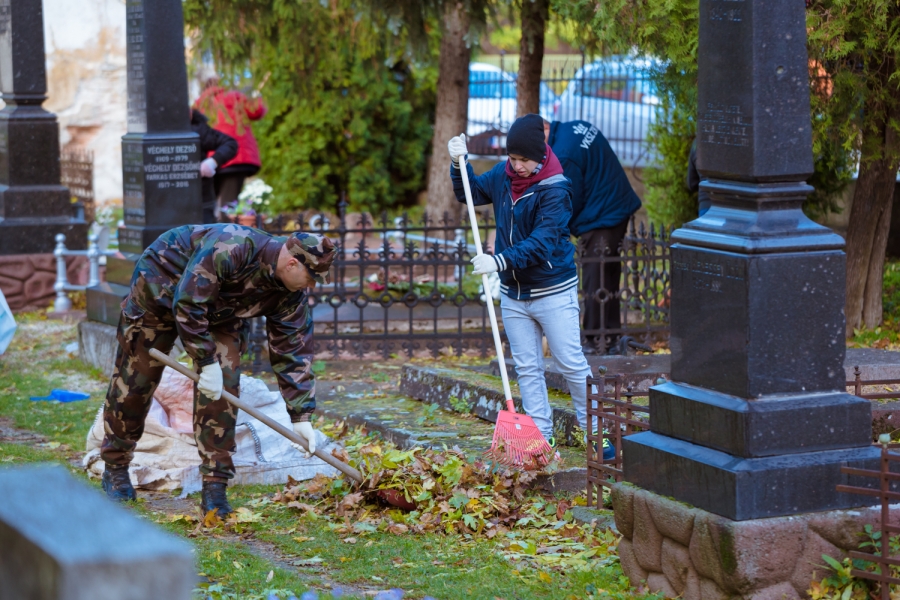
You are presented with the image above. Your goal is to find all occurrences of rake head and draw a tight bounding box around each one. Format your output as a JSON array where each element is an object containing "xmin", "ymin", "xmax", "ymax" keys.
[{"xmin": 483, "ymin": 409, "xmax": 555, "ymax": 470}]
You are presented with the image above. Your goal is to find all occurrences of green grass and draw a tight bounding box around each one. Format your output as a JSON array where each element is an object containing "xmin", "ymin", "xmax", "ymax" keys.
[
  {"xmin": 0, "ymin": 313, "xmax": 106, "ymax": 450},
  {"xmin": 0, "ymin": 312, "xmax": 656, "ymax": 600},
  {"xmin": 850, "ymin": 261, "xmax": 900, "ymax": 349}
]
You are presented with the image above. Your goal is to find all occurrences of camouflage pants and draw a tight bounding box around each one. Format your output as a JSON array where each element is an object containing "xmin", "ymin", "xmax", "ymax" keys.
[{"xmin": 101, "ymin": 299, "xmax": 248, "ymax": 481}]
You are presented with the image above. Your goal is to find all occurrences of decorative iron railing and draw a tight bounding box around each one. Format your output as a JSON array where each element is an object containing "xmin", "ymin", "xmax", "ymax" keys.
[{"xmin": 239, "ymin": 199, "xmax": 670, "ymax": 365}]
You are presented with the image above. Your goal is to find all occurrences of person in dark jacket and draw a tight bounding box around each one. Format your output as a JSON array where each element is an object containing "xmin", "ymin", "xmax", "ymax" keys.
[
  {"xmin": 190, "ymin": 109, "xmax": 238, "ymax": 224},
  {"xmin": 544, "ymin": 119, "xmax": 642, "ymax": 354},
  {"xmin": 99, "ymin": 224, "xmax": 336, "ymax": 516},
  {"xmin": 687, "ymin": 139, "xmax": 712, "ymax": 216},
  {"xmin": 447, "ymin": 114, "xmax": 591, "ymax": 449}
]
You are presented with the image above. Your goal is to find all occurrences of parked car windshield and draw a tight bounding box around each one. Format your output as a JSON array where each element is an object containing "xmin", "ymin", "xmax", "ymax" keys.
[{"xmin": 469, "ymin": 68, "xmax": 516, "ymax": 99}]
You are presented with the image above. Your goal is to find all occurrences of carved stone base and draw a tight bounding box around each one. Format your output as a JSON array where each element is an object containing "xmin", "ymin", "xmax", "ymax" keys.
[
  {"xmin": 611, "ymin": 481, "xmax": 898, "ymax": 599},
  {"xmin": 0, "ymin": 253, "xmax": 88, "ymax": 311}
]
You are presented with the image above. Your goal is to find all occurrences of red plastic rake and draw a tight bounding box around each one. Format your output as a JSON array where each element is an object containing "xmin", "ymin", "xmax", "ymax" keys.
[{"xmin": 456, "ymin": 141, "xmax": 554, "ymax": 470}]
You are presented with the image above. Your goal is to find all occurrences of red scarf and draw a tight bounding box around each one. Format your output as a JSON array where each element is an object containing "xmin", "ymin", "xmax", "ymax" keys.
[{"xmin": 505, "ymin": 144, "xmax": 564, "ymax": 202}]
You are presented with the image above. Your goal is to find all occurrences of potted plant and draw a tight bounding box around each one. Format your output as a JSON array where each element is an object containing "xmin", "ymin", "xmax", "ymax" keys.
[{"xmin": 221, "ymin": 178, "xmax": 273, "ymax": 227}]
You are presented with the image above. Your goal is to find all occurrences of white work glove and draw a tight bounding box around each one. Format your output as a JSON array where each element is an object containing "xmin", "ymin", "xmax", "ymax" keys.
[
  {"xmin": 471, "ymin": 254, "xmax": 500, "ymax": 276},
  {"xmin": 447, "ymin": 134, "xmax": 468, "ymax": 165},
  {"xmin": 200, "ymin": 157, "xmax": 217, "ymax": 178},
  {"xmin": 197, "ymin": 362, "xmax": 223, "ymax": 400},
  {"xmin": 291, "ymin": 421, "xmax": 316, "ymax": 457}
]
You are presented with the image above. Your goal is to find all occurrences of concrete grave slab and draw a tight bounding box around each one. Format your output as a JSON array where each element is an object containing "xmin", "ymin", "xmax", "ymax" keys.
[{"xmin": 0, "ymin": 465, "xmax": 194, "ymax": 600}]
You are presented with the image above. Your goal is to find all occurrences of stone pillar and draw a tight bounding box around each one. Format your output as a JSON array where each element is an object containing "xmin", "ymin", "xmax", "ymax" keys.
[
  {"xmin": 0, "ymin": 0, "xmax": 87, "ymax": 254},
  {"xmin": 86, "ymin": 0, "xmax": 202, "ymax": 325},
  {"xmin": 622, "ymin": 0, "xmax": 881, "ymax": 521}
]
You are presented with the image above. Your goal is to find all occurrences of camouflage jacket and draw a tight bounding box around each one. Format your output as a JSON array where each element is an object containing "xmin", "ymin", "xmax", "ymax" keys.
[{"xmin": 127, "ymin": 224, "xmax": 316, "ymax": 418}]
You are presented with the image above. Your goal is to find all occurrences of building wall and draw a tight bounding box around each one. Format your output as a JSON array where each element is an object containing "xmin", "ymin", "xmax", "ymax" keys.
[{"xmin": 43, "ymin": 0, "xmax": 127, "ymax": 207}]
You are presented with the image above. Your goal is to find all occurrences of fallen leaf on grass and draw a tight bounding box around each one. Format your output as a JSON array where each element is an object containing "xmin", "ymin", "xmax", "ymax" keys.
[
  {"xmin": 292, "ymin": 556, "xmax": 325, "ymax": 566},
  {"xmin": 266, "ymin": 570, "xmax": 274, "ymax": 582},
  {"xmin": 287, "ymin": 501, "xmax": 319, "ymax": 513},
  {"xmin": 229, "ymin": 507, "xmax": 264, "ymax": 523},
  {"xmin": 212, "ymin": 551, "xmax": 222, "ymax": 562},
  {"xmin": 169, "ymin": 514, "xmax": 197, "ymax": 523},
  {"xmin": 387, "ymin": 522, "xmax": 408, "ymax": 535},
  {"xmin": 538, "ymin": 571, "xmax": 552, "ymax": 583},
  {"xmin": 203, "ymin": 509, "xmax": 223, "ymax": 528},
  {"xmin": 342, "ymin": 537, "xmax": 358, "ymax": 544},
  {"xmin": 292, "ymin": 536, "xmax": 315, "ymax": 543},
  {"xmin": 233, "ymin": 561, "xmax": 244, "ymax": 570},
  {"xmin": 331, "ymin": 447, "xmax": 351, "ymax": 462}
]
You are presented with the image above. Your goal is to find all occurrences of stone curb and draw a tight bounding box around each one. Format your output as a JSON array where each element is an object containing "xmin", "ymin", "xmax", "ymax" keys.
[{"xmin": 400, "ymin": 364, "xmax": 580, "ymax": 443}]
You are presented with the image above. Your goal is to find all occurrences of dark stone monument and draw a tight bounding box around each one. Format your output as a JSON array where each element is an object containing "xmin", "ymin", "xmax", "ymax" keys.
[
  {"xmin": 0, "ymin": 0, "xmax": 87, "ymax": 254},
  {"xmin": 86, "ymin": 0, "xmax": 201, "ymax": 325},
  {"xmin": 0, "ymin": 465, "xmax": 194, "ymax": 600},
  {"xmin": 622, "ymin": 0, "xmax": 881, "ymax": 521}
]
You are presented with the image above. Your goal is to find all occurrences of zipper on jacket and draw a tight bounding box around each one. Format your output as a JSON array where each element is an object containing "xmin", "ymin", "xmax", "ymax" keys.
[{"xmin": 509, "ymin": 193, "xmax": 521, "ymax": 299}]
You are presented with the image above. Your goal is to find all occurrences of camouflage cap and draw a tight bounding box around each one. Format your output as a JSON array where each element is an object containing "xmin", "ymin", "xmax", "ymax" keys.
[{"xmin": 284, "ymin": 232, "xmax": 337, "ymax": 284}]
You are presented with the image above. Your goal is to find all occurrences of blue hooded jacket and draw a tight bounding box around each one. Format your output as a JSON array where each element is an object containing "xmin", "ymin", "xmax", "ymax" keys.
[
  {"xmin": 450, "ymin": 160, "xmax": 578, "ymax": 301},
  {"xmin": 548, "ymin": 120, "xmax": 642, "ymax": 236}
]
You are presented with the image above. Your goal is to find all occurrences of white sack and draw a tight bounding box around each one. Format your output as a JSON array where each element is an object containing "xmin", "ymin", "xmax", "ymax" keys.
[
  {"xmin": 84, "ymin": 368, "xmax": 340, "ymax": 496},
  {"xmin": 0, "ymin": 288, "xmax": 16, "ymax": 355}
]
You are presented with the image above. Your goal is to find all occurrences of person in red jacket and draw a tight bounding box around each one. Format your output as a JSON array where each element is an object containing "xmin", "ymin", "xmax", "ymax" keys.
[{"xmin": 194, "ymin": 73, "xmax": 268, "ymax": 219}]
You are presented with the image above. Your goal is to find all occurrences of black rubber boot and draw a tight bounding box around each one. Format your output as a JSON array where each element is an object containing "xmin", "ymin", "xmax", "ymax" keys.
[
  {"xmin": 200, "ymin": 481, "xmax": 233, "ymax": 518},
  {"xmin": 101, "ymin": 464, "xmax": 137, "ymax": 502}
]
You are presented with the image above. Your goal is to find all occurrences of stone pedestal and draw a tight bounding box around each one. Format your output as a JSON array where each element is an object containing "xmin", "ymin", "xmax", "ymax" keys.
[
  {"xmin": 0, "ymin": 254, "xmax": 87, "ymax": 311},
  {"xmin": 611, "ymin": 482, "xmax": 896, "ymax": 600},
  {"xmin": 0, "ymin": 0, "xmax": 87, "ymax": 255},
  {"xmin": 86, "ymin": 0, "xmax": 201, "ymax": 326},
  {"xmin": 612, "ymin": 484, "xmax": 900, "ymax": 600},
  {"xmin": 622, "ymin": 0, "xmax": 882, "ymax": 521}
]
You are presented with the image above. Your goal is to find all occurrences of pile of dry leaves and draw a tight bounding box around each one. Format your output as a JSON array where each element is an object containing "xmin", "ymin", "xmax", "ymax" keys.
[{"xmin": 270, "ymin": 420, "xmax": 621, "ymax": 573}]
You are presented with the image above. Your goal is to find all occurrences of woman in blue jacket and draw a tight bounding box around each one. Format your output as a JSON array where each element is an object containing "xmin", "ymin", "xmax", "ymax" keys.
[{"xmin": 447, "ymin": 114, "xmax": 592, "ymax": 449}]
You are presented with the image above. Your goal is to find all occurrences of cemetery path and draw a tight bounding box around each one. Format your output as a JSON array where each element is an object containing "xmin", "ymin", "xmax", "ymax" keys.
[{"xmin": 138, "ymin": 491, "xmax": 386, "ymax": 598}]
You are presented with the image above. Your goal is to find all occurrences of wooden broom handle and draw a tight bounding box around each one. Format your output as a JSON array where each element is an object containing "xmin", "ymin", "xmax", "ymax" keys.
[{"xmin": 148, "ymin": 348, "xmax": 363, "ymax": 483}]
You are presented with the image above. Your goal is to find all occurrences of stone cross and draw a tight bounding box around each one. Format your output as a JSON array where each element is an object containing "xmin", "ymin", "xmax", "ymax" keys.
[
  {"xmin": 622, "ymin": 0, "xmax": 881, "ymax": 520},
  {"xmin": 0, "ymin": 465, "xmax": 194, "ymax": 600},
  {"xmin": 86, "ymin": 0, "xmax": 202, "ymax": 325},
  {"xmin": 0, "ymin": 0, "xmax": 87, "ymax": 255}
]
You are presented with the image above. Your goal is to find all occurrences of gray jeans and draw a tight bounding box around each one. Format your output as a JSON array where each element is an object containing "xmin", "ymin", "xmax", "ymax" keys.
[{"xmin": 500, "ymin": 286, "xmax": 592, "ymax": 439}]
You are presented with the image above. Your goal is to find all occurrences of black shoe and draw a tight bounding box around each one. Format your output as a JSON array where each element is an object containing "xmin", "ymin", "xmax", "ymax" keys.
[
  {"xmin": 102, "ymin": 464, "xmax": 137, "ymax": 502},
  {"xmin": 200, "ymin": 481, "xmax": 233, "ymax": 518}
]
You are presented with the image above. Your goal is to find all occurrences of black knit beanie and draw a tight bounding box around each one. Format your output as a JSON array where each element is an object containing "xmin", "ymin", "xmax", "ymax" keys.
[{"xmin": 506, "ymin": 114, "xmax": 547, "ymax": 162}]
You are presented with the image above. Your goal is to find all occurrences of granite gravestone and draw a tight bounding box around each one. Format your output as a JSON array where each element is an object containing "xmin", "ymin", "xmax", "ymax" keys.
[
  {"xmin": 622, "ymin": 0, "xmax": 881, "ymax": 521},
  {"xmin": 86, "ymin": 0, "xmax": 201, "ymax": 325},
  {"xmin": 0, "ymin": 465, "xmax": 193, "ymax": 600},
  {"xmin": 0, "ymin": 0, "xmax": 87, "ymax": 254}
]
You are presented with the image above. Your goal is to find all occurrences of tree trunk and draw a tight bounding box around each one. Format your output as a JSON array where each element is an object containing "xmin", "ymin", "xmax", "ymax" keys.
[
  {"xmin": 425, "ymin": 1, "xmax": 471, "ymax": 226},
  {"xmin": 844, "ymin": 103, "xmax": 900, "ymax": 335},
  {"xmin": 516, "ymin": 0, "xmax": 548, "ymax": 117}
]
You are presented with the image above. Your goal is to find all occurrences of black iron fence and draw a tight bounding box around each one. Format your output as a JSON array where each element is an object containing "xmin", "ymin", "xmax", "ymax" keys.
[
  {"xmin": 245, "ymin": 201, "xmax": 671, "ymax": 365},
  {"xmin": 467, "ymin": 54, "xmax": 659, "ymax": 168}
]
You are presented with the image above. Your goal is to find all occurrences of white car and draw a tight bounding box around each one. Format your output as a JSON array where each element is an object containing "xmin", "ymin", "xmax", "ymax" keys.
[
  {"xmin": 467, "ymin": 63, "xmax": 557, "ymax": 139},
  {"xmin": 555, "ymin": 57, "xmax": 660, "ymax": 167}
]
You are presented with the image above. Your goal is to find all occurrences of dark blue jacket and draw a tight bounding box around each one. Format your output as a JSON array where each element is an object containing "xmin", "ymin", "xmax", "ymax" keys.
[
  {"xmin": 451, "ymin": 160, "xmax": 578, "ymax": 301},
  {"xmin": 548, "ymin": 120, "xmax": 641, "ymax": 236}
]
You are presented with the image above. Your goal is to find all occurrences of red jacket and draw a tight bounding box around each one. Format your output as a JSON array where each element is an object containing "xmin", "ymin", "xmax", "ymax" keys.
[{"xmin": 193, "ymin": 86, "xmax": 267, "ymax": 169}]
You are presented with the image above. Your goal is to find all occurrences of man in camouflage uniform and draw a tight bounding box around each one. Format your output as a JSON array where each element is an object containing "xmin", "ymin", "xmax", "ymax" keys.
[{"xmin": 101, "ymin": 223, "xmax": 336, "ymax": 516}]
